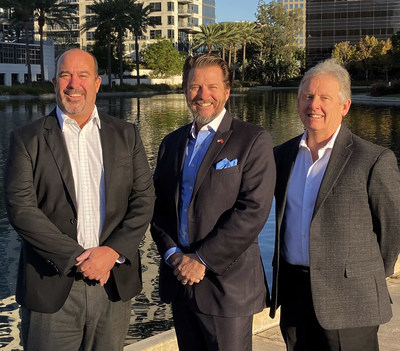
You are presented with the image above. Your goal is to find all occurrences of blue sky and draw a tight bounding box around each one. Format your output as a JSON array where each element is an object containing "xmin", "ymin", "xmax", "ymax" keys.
[{"xmin": 216, "ymin": 0, "xmax": 269, "ymax": 23}]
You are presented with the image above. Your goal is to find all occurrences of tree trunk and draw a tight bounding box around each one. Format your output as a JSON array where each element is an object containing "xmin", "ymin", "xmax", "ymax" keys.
[
  {"xmin": 135, "ymin": 34, "xmax": 140, "ymax": 86},
  {"xmin": 38, "ymin": 14, "xmax": 45, "ymax": 84},
  {"xmin": 241, "ymin": 42, "xmax": 246, "ymax": 83},
  {"xmin": 24, "ymin": 21, "xmax": 32, "ymax": 86},
  {"xmin": 118, "ymin": 33, "xmax": 124, "ymax": 86},
  {"xmin": 107, "ymin": 33, "xmax": 112, "ymax": 88},
  {"xmin": 232, "ymin": 44, "xmax": 237, "ymax": 81}
]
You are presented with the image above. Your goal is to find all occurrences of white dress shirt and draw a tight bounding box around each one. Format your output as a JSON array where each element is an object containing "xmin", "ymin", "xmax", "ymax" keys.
[
  {"xmin": 282, "ymin": 125, "xmax": 341, "ymax": 266},
  {"xmin": 56, "ymin": 106, "xmax": 106, "ymax": 249}
]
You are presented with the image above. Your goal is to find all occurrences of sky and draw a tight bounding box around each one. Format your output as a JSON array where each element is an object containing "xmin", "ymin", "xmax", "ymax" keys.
[{"xmin": 216, "ymin": 0, "xmax": 269, "ymax": 23}]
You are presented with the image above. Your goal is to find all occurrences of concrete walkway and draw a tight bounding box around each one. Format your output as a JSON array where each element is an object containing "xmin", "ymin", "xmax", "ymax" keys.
[
  {"xmin": 129, "ymin": 277, "xmax": 400, "ymax": 351},
  {"xmin": 254, "ymin": 277, "xmax": 400, "ymax": 351}
]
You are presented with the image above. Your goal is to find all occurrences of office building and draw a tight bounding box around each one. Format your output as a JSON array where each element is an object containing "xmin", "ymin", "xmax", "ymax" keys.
[
  {"xmin": 41, "ymin": 0, "xmax": 215, "ymax": 56},
  {"xmin": 306, "ymin": 0, "xmax": 400, "ymax": 68},
  {"xmin": 277, "ymin": 0, "xmax": 306, "ymax": 49}
]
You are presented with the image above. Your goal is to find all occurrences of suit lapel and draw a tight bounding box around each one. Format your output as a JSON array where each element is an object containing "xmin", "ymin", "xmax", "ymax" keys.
[
  {"xmin": 313, "ymin": 125, "xmax": 353, "ymax": 217},
  {"xmin": 43, "ymin": 110, "xmax": 77, "ymax": 210},
  {"xmin": 192, "ymin": 112, "xmax": 233, "ymax": 197},
  {"xmin": 275, "ymin": 136, "xmax": 301, "ymax": 227},
  {"xmin": 174, "ymin": 124, "xmax": 191, "ymax": 215}
]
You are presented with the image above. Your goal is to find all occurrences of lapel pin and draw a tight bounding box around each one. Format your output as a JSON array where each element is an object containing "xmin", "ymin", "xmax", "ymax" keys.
[{"xmin": 217, "ymin": 139, "xmax": 224, "ymax": 143}]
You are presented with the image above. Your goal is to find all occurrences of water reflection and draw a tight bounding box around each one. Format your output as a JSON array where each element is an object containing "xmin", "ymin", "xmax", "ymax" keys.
[{"xmin": 0, "ymin": 91, "xmax": 400, "ymax": 349}]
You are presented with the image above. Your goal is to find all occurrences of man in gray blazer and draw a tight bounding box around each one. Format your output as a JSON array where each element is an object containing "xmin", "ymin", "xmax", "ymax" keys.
[
  {"xmin": 151, "ymin": 54, "xmax": 275, "ymax": 350},
  {"xmin": 5, "ymin": 49, "xmax": 155, "ymax": 350},
  {"xmin": 270, "ymin": 58, "xmax": 400, "ymax": 351}
]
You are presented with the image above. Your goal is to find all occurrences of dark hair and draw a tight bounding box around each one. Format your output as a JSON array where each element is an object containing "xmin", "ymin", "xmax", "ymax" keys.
[
  {"xmin": 55, "ymin": 49, "xmax": 99, "ymax": 77},
  {"xmin": 182, "ymin": 54, "xmax": 232, "ymax": 90}
]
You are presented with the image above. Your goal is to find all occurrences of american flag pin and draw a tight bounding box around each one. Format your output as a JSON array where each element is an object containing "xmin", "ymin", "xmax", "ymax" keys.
[{"xmin": 217, "ymin": 139, "xmax": 224, "ymax": 143}]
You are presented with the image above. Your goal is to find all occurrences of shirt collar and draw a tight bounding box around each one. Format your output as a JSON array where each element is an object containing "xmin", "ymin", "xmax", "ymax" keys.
[
  {"xmin": 300, "ymin": 124, "xmax": 342, "ymax": 151},
  {"xmin": 56, "ymin": 105, "xmax": 101, "ymax": 131},
  {"xmin": 190, "ymin": 108, "xmax": 226, "ymax": 138}
]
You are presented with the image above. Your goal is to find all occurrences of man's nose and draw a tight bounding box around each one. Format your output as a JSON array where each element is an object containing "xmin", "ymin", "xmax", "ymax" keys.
[
  {"xmin": 67, "ymin": 74, "xmax": 80, "ymax": 88},
  {"xmin": 196, "ymin": 87, "xmax": 210, "ymax": 100}
]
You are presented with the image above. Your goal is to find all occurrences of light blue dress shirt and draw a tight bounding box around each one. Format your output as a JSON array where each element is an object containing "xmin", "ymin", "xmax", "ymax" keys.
[
  {"xmin": 164, "ymin": 109, "xmax": 226, "ymax": 265},
  {"xmin": 282, "ymin": 125, "xmax": 341, "ymax": 267}
]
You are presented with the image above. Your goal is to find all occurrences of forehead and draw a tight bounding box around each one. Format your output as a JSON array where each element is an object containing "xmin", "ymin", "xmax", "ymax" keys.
[
  {"xmin": 188, "ymin": 65, "xmax": 224, "ymax": 82},
  {"xmin": 57, "ymin": 51, "xmax": 95, "ymax": 73},
  {"xmin": 301, "ymin": 74, "xmax": 341, "ymax": 93}
]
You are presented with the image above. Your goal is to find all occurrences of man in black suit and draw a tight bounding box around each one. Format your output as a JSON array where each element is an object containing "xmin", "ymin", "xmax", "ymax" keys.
[
  {"xmin": 5, "ymin": 49, "xmax": 155, "ymax": 350},
  {"xmin": 151, "ymin": 54, "xmax": 276, "ymax": 351},
  {"xmin": 270, "ymin": 59, "xmax": 400, "ymax": 351}
]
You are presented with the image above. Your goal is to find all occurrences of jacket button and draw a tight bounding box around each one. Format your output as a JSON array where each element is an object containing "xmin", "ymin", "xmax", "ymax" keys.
[{"xmin": 70, "ymin": 218, "xmax": 77, "ymax": 225}]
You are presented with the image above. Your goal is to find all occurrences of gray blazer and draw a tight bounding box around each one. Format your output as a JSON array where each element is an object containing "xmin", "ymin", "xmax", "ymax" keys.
[
  {"xmin": 270, "ymin": 124, "xmax": 400, "ymax": 329},
  {"xmin": 5, "ymin": 109, "xmax": 155, "ymax": 313}
]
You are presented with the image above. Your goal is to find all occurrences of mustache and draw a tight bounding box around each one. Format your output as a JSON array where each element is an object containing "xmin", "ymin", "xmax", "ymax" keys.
[{"xmin": 63, "ymin": 89, "xmax": 85, "ymax": 95}]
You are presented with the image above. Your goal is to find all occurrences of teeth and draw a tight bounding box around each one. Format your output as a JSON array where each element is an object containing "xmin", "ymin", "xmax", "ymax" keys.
[
  {"xmin": 197, "ymin": 102, "xmax": 212, "ymax": 106},
  {"xmin": 69, "ymin": 94, "xmax": 82, "ymax": 97},
  {"xmin": 309, "ymin": 114, "xmax": 323, "ymax": 118}
]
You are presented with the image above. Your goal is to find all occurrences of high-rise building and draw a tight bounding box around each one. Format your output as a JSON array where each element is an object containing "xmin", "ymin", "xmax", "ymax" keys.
[
  {"xmin": 277, "ymin": 0, "xmax": 306, "ymax": 49},
  {"xmin": 306, "ymin": 0, "xmax": 400, "ymax": 68},
  {"xmin": 41, "ymin": 0, "xmax": 215, "ymax": 57}
]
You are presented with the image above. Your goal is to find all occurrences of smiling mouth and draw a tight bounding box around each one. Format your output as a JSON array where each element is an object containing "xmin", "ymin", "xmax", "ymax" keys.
[
  {"xmin": 64, "ymin": 89, "xmax": 85, "ymax": 98},
  {"xmin": 308, "ymin": 114, "xmax": 324, "ymax": 119},
  {"xmin": 195, "ymin": 101, "xmax": 213, "ymax": 107}
]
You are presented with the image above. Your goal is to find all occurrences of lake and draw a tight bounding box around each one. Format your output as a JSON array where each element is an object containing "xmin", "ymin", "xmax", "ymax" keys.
[{"xmin": 0, "ymin": 90, "xmax": 399, "ymax": 349}]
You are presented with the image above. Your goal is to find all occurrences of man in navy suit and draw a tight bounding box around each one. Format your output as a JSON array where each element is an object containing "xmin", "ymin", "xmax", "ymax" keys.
[
  {"xmin": 5, "ymin": 49, "xmax": 155, "ymax": 350},
  {"xmin": 151, "ymin": 54, "xmax": 276, "ymax": 351}
]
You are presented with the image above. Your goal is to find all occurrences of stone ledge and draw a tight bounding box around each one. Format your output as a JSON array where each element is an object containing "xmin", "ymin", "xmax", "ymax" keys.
[{"xmin": 124, "ymin": 308, "xmax": 280, "ymax": 351}]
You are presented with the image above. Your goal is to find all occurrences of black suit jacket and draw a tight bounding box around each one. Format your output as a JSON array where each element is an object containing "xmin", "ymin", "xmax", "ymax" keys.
[
  {"xmin": 151, "ymin": 111, "xmax": 276, "ymax": 317},
  {"xmin": 270, "ymin": 125, "xmax": 400, "ymax": 329},
  {"xmin": 5, "ymin": 109, "xmax": 155, "ymax": 313}
]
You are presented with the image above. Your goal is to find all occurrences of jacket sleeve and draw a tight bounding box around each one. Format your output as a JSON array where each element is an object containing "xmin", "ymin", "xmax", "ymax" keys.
[
  {"xmin": 368, "ymin": 148, "xmax": 400, "ymax": 276},
  {"xmin": 102, "ymin": 124, "xmax": 155, "ymax": 263},
  {"xmin": 5, "ymin": 130, "xmax": 84, "ymax": 276}
]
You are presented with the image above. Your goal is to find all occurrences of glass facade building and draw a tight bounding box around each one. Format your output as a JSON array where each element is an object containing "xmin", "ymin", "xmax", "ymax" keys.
[{"xmin": 306, "ymin": 0, "xmax": 400, "ymax": 68}]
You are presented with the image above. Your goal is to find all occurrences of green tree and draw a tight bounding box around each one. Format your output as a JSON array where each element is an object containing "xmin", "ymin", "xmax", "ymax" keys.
[
  {"xmin": 128, "ymin": 2, "xmax": 157, "ymax": 85},
  {"xmin": 0, "ymin": 0, "xmax": 35, "ymax": 85},
  {"xmin": 35, "ymin": 0, "xmax": 74, "ymax": 83},
  {"xmin": 142, "ymin": 39, "xmax": 185, "ymax": 77},
  {"xmin": 193, "ymin": 23, "xmax": 225, "ymax": 53},
  {"xmin": 247, "ymin": 0, "xmax": 304, "ymax": 84},
  {"xmin": 82, "ymin": 0, "xmax": 118, "ymax": 87},
  {"xmin": 331, "ymin": 41, "xmax": 356, "ymax": 68},
  {"xmin": 355, "ymin": 35, "xmax": 380, "ymax": 80}
]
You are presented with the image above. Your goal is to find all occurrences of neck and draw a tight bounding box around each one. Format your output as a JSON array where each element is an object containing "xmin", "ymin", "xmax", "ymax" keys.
[{"xmin": 306, "ymin": 131, "xmax": 333, "ymax": 162}]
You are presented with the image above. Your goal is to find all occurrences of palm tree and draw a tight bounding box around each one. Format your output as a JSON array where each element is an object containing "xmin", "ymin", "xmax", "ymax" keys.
[
  {"xmin": 113, "ymin": 0, "xmax": 136, "ymax": 85},
  {"xmin": 34, "ymin": 0, "xmax": 74, "ymax": 83},
  {"xmin": 193, "ymin": 23, "xmax": 225, "ymax": 53},
  {"xmin": 82, "ymin": 0, "xmax": 117, "ymax": 87},
  {"xmin": 128, "ymin": 2, "xmax": 156, "ymax": 85},
  {"xmin": 237, "ymin": 22, "xmax": 263, "ymax": 82},
  {"xmin": 0, "ymin": 0, "xmax": 35, "ymax": 85}
]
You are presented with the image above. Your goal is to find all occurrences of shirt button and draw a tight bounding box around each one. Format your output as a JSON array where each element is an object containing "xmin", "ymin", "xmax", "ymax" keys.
[
  {"xmin": 189, "ymin": 186, "xmax": 193, "ymax": 190},
  {"xmin": 70, "ymin": 218, "xmax": 77, "ymax": 225}
]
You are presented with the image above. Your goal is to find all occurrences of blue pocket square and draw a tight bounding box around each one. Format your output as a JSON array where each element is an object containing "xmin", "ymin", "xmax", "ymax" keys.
[{"xmin": 216, "ymin": 158, "xmax": 238, "ymax": 170}]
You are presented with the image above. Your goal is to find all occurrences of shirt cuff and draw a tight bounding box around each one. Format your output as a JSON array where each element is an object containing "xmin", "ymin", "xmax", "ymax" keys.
[
  {"xmin": 164, "ymin": 247, "xmax": 183, "ymax": 268},
  {"xmin": 116, "ymin": 255, "xmax": 126, "ymax": 264},
  {"xmin": 195, "ymin": 251, "xmax": 212, "ymax": 271}
]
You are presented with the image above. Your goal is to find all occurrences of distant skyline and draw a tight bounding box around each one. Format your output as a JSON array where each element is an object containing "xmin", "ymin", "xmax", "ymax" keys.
[{"xmin": 216, "ymin": 0, "xmax": 270, "ymax": 23}]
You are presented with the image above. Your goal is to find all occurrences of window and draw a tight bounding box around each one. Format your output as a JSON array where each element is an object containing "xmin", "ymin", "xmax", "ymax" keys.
[
  {"xmin": 152, "ymin": 16, "xmax": 162, "ymax": 25},
  {"xmin": 167, "ymin": 1, "xmax": 174, "ymax": 11},
  {"xmin": 168, "ymin": 29, "xmax": 174, "ymax": 39},
  {"xmin": 150, "ymin": 30, "xmax": 162, "ymax": 39},
  {"xmin": 168, "ymin": 16, "xmax": 174, "ymax": 25},
  {"xmin": 149, "ymin": 2, "xmax": 161, "ymax": 12},
  {"xmin": 86, "ymin": 32, "xmax": 95, "ymax": 41}
]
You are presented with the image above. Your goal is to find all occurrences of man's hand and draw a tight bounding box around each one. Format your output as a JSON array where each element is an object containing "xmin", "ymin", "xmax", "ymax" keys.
[
  {"xmin": 173, "ymin": 253, "xmax": 206, "ymax": 286},
  {"xmin": 76, "ymin": 246, "xmax": 119, "ymax": 281}
]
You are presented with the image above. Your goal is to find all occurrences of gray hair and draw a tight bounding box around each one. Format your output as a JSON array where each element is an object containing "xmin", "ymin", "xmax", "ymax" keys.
[{"xmin": 299, "ymin": 58, "xmax": 351, "ymax": 103}]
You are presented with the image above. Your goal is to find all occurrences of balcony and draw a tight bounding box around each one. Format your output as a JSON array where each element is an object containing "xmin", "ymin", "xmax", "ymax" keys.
[
  {"xmin": 178, "ymin": 8, "xmax": 193, "ymax": 17},
  {"xmin": 178, "ymin": 21, "xmax": 200, "ymax": 34},
  {"xmin": 178, "ymin": 0, "xmax": 193, "ymax": 4}
]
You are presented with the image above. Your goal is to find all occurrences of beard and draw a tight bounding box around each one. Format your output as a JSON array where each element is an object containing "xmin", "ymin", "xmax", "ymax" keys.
[{"xmin": 187, "ymin": 99, "xmax": 224, "ymax": 126}]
